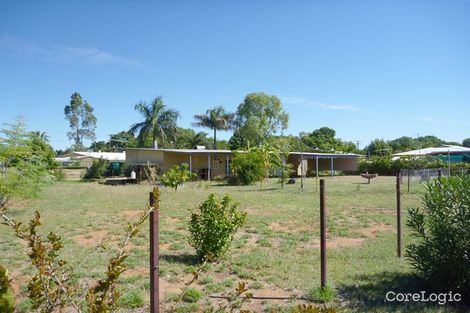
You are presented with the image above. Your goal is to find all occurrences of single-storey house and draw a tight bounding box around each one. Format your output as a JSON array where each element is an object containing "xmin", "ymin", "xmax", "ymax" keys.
[
  {"xmin": 125, "ymin": 148, "xmax": 232, "ymax": 180},
  {"xmin": 125, "ymin": 148, "xmax": 359, "ymax": 180},
  {"xmin": 55, "ymin": 151, "xmax": 126, "ymax": 168}
]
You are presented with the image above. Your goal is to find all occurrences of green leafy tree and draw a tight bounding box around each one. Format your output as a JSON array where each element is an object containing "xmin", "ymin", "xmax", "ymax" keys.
[
  {"xmin": 462, "ymin": 138, "xmax": 470, "ymax": 148},
  {"xmin": 175, "ymin": 128, "xmax": 208, "ymax": 149},
  {"xmin": 108, "ymin": 131, "xmax": 138, "ymax": 150},
  {"xmin": 228, "ymin": 130, "xmax": 246, "ymax": 150},
  {"xmin": 365, "ymin": 139, "xmax": 392, "ymax": 156},
  {"xmin": 64, "ymin": 92, "xmax": 97, "ymax": 150},
  {"xmin": 28, "ymin": 131, "xmax": 57, "ymax": 170},
  {"xmin": 417, "ymin": 135, "xmax": 444, "ymax": 149},
  {"xmin": 230, "ymin": 150, "xmax": 265, "ymax": 185},
  {"xmin": 271, "ymin": 135, "xmax": 308, "ymax": 152},
  {"xmin": 236, "ymin": 92, "xmax": 288, "ymax": 145},
  {"xmin": 189, "ymin": 194, "xmax": 246, "ymax": 261},
  {"xmin": 193, "ymin": 106, "xmax": 236, "ymax": 149},
  {"xmin": 161, "ymin": 163, "xmax": 196, "ymax": 190},
  {"xmin": 406, "ymin": 175, "xmax": 470, "ymax": 297},
  {"xmin": 129, "ymin": 97, "xmax": 180, "ymax": 148},
  {"xmin": 389, "ymin": 136, "xmax": 418, "ymax": 152},
  {"xmin": 0, "ymin": 118, "xmax": 50, "ymax": 208},
  {"xmin": 89, "ymin": 131, "xmax": 138, "ymax": 152},
  {"xmin": 89, "ymin": 141, "xmax": 111, "ymax": 152},
  {"xmin": 83, "ymin": 158, "xmax": 109, "ymax": 179},
  {"xmin": 215, "ymin": 139, "xmax": 230, "ymax": 150},
  {"xmin": 230, "ymin": 145, "xmax": 281, "ymax": 187},
  {"xmin": 339, "ymin": 140, "xmax": 358, "ymax": 153},
  {"xmin": 302, "ymin": 127, "xmax": 341, "ymax": 152}
]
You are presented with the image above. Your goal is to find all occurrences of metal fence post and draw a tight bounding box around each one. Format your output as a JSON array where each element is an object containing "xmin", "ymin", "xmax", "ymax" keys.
[
  {"xmin": 320, "ymin": 179, "xmax": 327, "ymax": 287},
  {"xmin": 150, "ymin": 190, "xmax": 160, "ymax": 313},
  {"xmin": 396, "ymin": 174, "xmax": 401, "ymax": 258}
]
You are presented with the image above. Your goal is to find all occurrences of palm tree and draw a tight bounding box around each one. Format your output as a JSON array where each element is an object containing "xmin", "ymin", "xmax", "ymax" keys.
[
  {"xmin": 185, "ymin": 131, "xmax": 208, "ymax": 148},
  {"xmin": 129, "ymin": 97, "xmax": 180, "ymax": 148},
  {"xmin": 193, "ymin": 106, "xmax": 235, "ymax": 149}
]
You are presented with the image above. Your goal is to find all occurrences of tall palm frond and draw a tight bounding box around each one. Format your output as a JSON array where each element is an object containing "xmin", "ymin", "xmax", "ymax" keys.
[
  {"xmin": 129, "ymin": 97, "xmax": 180, "ymax": 148},
  {"xmin": 192, "ymin": 106, "xmax": 236, "ymax": 149}
]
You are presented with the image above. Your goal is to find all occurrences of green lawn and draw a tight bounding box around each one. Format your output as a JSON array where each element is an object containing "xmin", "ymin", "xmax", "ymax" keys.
[{"xmin": 0, "ymin": 176, "xmax": 462, "ymax": 312}]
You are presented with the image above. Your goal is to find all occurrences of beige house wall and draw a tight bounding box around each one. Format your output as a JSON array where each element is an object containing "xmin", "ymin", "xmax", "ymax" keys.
[
  {"xmin": 127, "ymin": 149, "xmax": 357, "ymax": 180},
  {"xmin": 163, "ymin": 152, "xmax": 231, "ymax": 179},
  {"xmin": 126, "ymin": 150, "xmax": 164, "ymax": 165}
]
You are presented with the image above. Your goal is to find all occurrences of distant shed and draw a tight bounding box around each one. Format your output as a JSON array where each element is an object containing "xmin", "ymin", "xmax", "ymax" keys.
[{"xmin": 393, "ymin": 145, "xmax": 470, "ymax": 163}]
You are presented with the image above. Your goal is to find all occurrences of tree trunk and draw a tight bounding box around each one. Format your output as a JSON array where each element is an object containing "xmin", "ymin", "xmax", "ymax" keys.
[
  {"xmin": 153, "ymin": 134, "xmax": 158, "ymax": 149},
  {"xmin": 213, "ymin": 128, "xmax": 217, "ymax": 150}
]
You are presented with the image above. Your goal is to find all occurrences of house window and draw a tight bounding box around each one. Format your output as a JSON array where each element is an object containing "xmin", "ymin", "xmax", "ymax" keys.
[{"xmin": 212, "ymin": 157, "xmax": 220, "ymax": 169}]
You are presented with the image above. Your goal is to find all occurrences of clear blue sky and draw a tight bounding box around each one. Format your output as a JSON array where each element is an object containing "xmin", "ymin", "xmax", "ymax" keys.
[{"xmin": 1, "ymin": 0, "xmax": 469, "ymax": 150}]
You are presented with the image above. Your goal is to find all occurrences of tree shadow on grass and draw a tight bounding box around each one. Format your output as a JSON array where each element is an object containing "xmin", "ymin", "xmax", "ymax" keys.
[
  {"xmin": 339, "ymin": 271, "xmax": 468, "ymax": 313},
  {"xmin": 243, "ymin": 187, "xmax": 279, "ymax": 192},
  {"xmin": 160, "ymin": 254, "xmax": 198, "ymax": 266}
]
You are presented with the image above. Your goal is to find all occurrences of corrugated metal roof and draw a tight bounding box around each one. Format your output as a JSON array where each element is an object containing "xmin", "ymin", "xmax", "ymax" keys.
[
  {"xmin": 393, "ymin": 145, "xmax": 470, "ymax": 156},
  {"xmin": 289, "ymin": 151, "xmax": 359, "ymax": 158},
  {"xmin": 125, "ymin": 148, "xmax": 232, "ymax": 154},
  {"xmin": 58, "ymin": 151, "xmax": 126, "ymax": 161},
  {"xmin": 125, "ymin": 148, "xmax": 358, "ymax": 158}
]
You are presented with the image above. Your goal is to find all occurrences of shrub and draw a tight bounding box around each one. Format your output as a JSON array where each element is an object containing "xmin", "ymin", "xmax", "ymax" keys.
[
  {"xmin": 83, "ymin": 158, "xmax": 109, "ymax": 179},
  {"xmin": 278, "ymin": 161, "xmax": 294, "ymax": 187},
  {"xmin": 358, "ymin": 155, "xmax": 469, "ymax": 176},
  {"xmin": 307, "ymin": 286, "xmax": 337, "ymax": 303},
  {"xmin": 230, "ymin": 150, "xmax": 265, "ymax": 185},
  {"xmin": 406, "ymin": 175, "xmax": 470, "ymax": 298},
  {"xmin": 118, "ymin": 289, "xmax": 144, "ymax": 308},
  {"xmin": 161, "ymin": 163, "xmax": 196, "ymax": 190},
  {"xmin": 189, "ymin": 194, "xmax": 246, "ymax": 261},
  {"xmin": 0, "ymin": 265, "xmax": 15, "ymax": 313},
  {"xmin": 181, "ymin": 287, "xmax": 202, "ymax": 303}
]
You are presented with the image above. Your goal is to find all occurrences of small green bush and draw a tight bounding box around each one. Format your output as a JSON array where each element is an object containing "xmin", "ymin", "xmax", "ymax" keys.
[
  {"xmin": 189, "ymin": 194, "xmax": 246, "ymax": 261},
  {"xmin": 118, "ymin": 289, "xmax": 144, "ymax": 308},
  {"xmin": 181, "ymin": 287, "xmax": 202, "ymax": 303},
  {"xmin": 161, "ymin": 163, "xmax": 196, "ymax": 190},
  {"xmin": 83, "ymin": 158, "xmax": 109, "ymax": 179},
  {"xmin": 15, "ymin": 299, "xmax": 33, "ymax": 313},
  {"xmin": 175, "ymin": 303, "xmax": 200, "ymax": 313},
  {"xmin": 307, "ymin": 286, "xmax": 337, "ymax": 303},
  {"xmin": 230, "ymin": 150, "xmax": 265, "ymax": 185},
  {"xmin": 406, "ymin": 175, "xmax": 470, "ymax": 297},
  {"xmin": 0, "ymin": 265, "xmax": 15, "ymax": 313}
]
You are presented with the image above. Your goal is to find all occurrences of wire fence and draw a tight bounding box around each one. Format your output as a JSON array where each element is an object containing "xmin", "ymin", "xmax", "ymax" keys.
[
  {"xmin": 401, "ymin": 168, "xmax": 449, "ymax": 184},
  {"xmin": 400, "ymin": 167, "xmax": 470, "ymax": 192}
]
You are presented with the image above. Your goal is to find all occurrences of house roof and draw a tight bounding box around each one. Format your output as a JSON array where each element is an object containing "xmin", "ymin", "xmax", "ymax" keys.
[
  {"xmin": 393, "ymin": 145, "xmax": 470, "ymax": 157},
  {"xmin": 289, "ymin": 151, "xmax": 360, "ymax": 158},
  {"xmin": 125, "ymin": 148, "xmax": 233, "ymax": 154},
  {"xmin": 56, "ymin": 151, "xmax": 126, "ymax": 161},
  {"xmin": 125, "ymin": 148, "xmax": 359, "ymax": 158}
]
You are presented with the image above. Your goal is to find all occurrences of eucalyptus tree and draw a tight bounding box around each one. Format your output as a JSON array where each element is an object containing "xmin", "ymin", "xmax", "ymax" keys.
[
  {"xmin": 129, "ymin": 97, "xmax": 180, "ymax": 148},
  {"xmin": 193, "ymin": 106, "xmax": 235, "ymax": 149},
  {"xmin": 64, "ymin": 92, "xmax": 97, "ymax": 150},
  {"xmin": 235, "ymin": 93, "xmax": 289, "ymax": 146}
]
